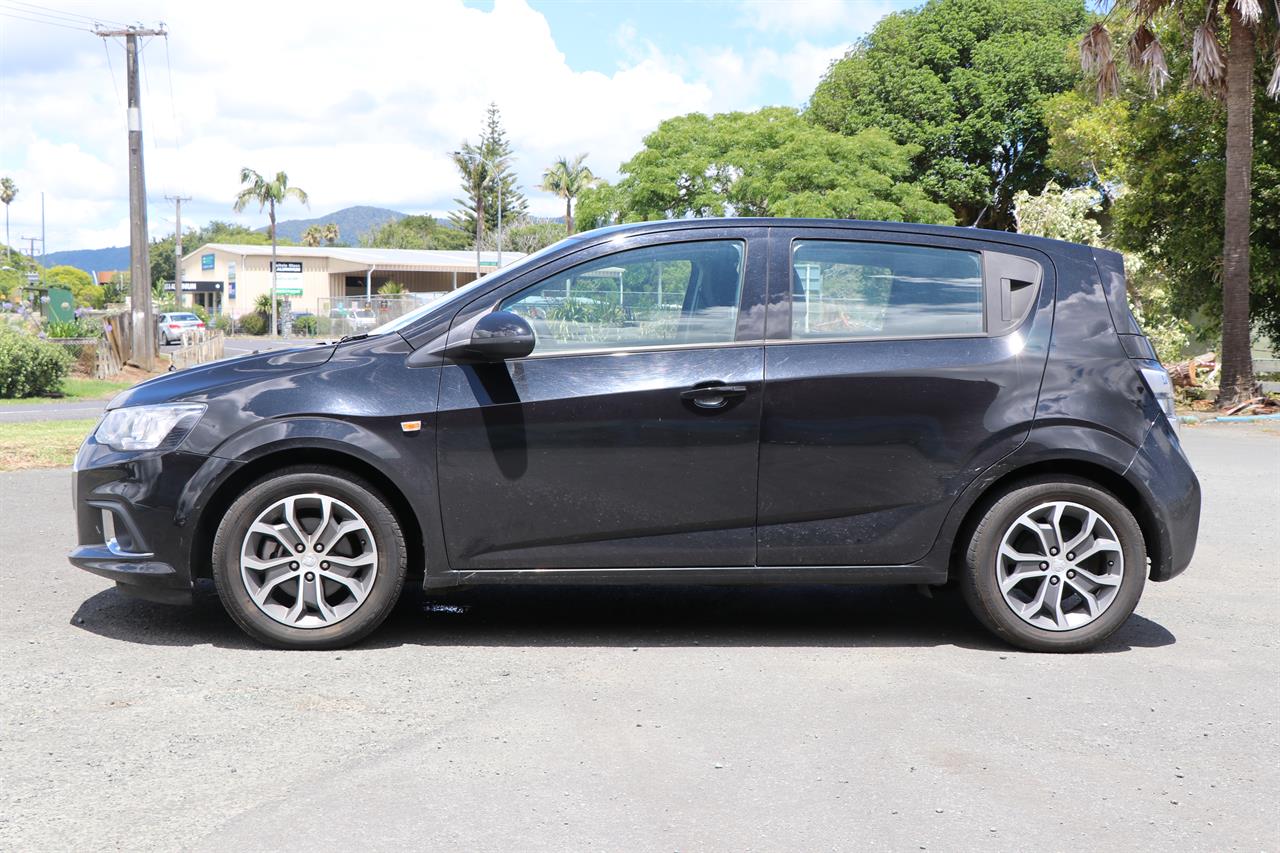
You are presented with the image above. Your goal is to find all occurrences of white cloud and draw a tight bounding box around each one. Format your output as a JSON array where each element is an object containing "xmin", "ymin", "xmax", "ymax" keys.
[
  {"xmin": 0, "ymin": 0, "xmax": 716, "ymax": 248},
  {"xmin": 0, "ymin": 0, "xmax": 877, "ymax": 250}
]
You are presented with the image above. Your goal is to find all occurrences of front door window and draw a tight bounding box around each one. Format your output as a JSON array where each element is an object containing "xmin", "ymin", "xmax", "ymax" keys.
[{"xmin": 501, "ymin": 240, "xmax": 746, "ymax": 354}]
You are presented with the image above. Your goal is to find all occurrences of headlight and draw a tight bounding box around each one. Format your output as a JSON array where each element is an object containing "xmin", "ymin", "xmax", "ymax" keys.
[
  {"xmin": 1139, "ymin": 365, "xmax": 1180, "ymax": 439},
  {"xmin": 94, "ymin": 403, "xmax": 207, "ymax": 451}
]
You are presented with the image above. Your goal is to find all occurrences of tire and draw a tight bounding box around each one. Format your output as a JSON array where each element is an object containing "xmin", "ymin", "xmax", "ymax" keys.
[
  {"xmin": 211, "ymin": 466, "xmax": 407, "ymax": 649},
  {"xmin": 960, "ymin": 476, "xmax": 1146, "ymax": 653}
]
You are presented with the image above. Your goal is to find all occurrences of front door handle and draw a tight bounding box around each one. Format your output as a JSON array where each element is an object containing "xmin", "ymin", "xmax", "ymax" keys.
[{"xmin": 680, "ymin": 383, "xmax": 748, "ymax": 410}]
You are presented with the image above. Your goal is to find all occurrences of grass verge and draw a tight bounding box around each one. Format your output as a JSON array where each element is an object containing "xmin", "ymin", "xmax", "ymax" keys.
[
  {"xmin": 0, "ymin": 419, "xmax": 97, "ymax": 471},
  {"xmin": 0, "ymin": 377, "xmax": 135, "ymax": 407}
]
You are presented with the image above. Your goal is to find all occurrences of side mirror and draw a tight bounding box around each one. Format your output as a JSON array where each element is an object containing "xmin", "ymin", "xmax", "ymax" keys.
[{"xmin": 463, "ymin": 310, "xmax": 536, "ymax": 361}]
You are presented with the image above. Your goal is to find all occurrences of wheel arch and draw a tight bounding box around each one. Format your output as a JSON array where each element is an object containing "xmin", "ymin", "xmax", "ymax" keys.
[
  {"xmin": 189, "ymin": 445, "xmax": 427, "ymax": 582},
  {"xmin": 943, "ymin": 457, "xmax": 1162, "ymax": 582}
]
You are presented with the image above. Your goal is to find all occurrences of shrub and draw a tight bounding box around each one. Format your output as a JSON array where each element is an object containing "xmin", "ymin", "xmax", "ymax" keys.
[
  {"xmin": 212, "ymin": 314, "xmax": 233, "ymax": 334},
  {"xmin": 254, "ymin": 294, "xmax": 285, "ymax": 315},
  {"xmin": 292, "ymin": 314, "xmax": 318, "ymax": 336},
  {"xmin": 189, "ymin": 304, "xmax": 210, "ymax": 324},
  {"xmin": 45, "ymin": 318, "xmax": 98, "ymax": 339},
  {"xmin": 0, "ymin": 328, "xmax": 72, "ymax": 398},
  {"xmin": 238, "ymin": 312, "xmax": 267, "ymax": 336}
]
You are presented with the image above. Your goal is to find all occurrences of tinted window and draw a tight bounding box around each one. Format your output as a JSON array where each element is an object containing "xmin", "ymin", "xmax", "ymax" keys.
[
  {"xmin": 791, "ymin": 241, "xmax": 983, "ymax": 339},
  {"xmin": 502, "ymin": 240, "xmax": 745, "ymax": 354}
]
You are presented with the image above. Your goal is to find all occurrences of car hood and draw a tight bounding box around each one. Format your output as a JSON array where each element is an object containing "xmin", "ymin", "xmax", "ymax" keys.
[{"xmin": 107, "ymin": 344, "xmax": 336, "ymax": 409}]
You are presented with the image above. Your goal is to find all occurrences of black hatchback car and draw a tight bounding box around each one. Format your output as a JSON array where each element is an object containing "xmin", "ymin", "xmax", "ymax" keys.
[{"xmin": 70, "ymin": 219, "xmax": 1200, "ymax": 651}]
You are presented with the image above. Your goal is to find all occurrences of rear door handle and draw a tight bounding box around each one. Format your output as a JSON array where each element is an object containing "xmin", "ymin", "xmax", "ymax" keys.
[{"xmin": 680, "ymin": 384, "xmax": 748, "ymax": 410}]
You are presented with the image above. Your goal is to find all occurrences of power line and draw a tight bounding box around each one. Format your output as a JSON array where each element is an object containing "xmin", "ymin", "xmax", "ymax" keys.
[
  {"xmin": 101, "ymin": 37, "xmax": 122, "ymax": 107},
  {"xmin": 0, "ymin": 9, "xmax": 93, "ymax": 32},
  {"xmin": 2, "ymin": 0, "xmax": 126, "ymax": 28},
  {"xmin": 162, "ymin": 32, "xmax": 180, "ymax": 150},
  {"xmin": 138, "ymin": 38, "xmax": 167, "ymax": 196}
]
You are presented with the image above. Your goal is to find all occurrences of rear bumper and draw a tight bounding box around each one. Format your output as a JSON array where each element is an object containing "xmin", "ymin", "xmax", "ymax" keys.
[{"xmin": 1128, "ymin": 419, "xmax": 1201, "ymax": 581}]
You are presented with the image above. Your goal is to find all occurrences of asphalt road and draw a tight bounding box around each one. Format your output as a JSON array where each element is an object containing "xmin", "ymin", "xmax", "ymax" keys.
[{"xmin": 0, "ymin": 425, "xmax": 1276, "ymax": 851}]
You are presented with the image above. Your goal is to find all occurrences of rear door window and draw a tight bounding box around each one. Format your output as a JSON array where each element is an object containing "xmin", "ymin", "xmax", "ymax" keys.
[{"xmin": 791, "ymin": 240, "xmax": 984, "ymax": 340}]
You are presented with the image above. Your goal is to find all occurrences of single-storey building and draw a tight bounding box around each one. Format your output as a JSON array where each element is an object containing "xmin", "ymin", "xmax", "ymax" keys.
[{"xmin": 176, "ymin": 244, "xmax": 524, "ymax": 317}]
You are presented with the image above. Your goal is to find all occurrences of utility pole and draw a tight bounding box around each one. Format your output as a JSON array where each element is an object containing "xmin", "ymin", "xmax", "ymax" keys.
[
  {"xmin": 21, "ymin": 236, "xmax": 42, "ymax": 262},
  {"xmin": 40, "ymin": 192, "xmax": 45, "ymax": 282},
  {"xmin": 97, "ymin": 25, "xmax": 166, "ymax": 369},
  {"xmin": 165, "ymin": 195, "xmax": 191, "ymax": 308},
  {"xmin": 20, "ymin": 236, "xmax": 42, "ymax": 295}
]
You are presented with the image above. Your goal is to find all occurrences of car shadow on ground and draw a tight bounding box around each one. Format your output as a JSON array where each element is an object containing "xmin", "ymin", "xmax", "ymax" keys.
[{"xmin": 69, "ymin": 581, "xmax": 1176, "ymax": 654}]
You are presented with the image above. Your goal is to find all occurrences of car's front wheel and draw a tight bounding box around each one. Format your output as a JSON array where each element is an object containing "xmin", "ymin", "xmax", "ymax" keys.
[
  {"xmin": 211, "ymin": 467, "xmax": 406, "ymax": 649},
  {"xmin": 960, "ymin": 476, "xmax": 1146, "ymax": 652}
]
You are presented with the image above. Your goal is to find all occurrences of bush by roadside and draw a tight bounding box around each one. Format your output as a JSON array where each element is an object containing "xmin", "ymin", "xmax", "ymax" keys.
[
  {"xmin": 0, "ymin": 328, "xmax": 72, "ymax": 398},
  {"xmin": 239, "ymin": 312, "xmax": 268, "ymax": 335}
]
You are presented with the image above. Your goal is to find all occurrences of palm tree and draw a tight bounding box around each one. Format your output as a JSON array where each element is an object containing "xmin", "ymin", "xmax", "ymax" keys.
[
  {"xmin": 1, "ymin": 177, "xmax": 17, "ymax": 261},
  {"xmin": 539, "ymin": 154, "xmax": 597, "ymax": 235},
  {"xmin": 322, "ymin": 222, "xmax": 340, "ymax": 246},
  {"xmin": 301, "ymin": 224, "xmax": 324, "ymax": 247},
  {"xmin": 233, "ymin": 169, "xmax": 308, "ymax": 337},
  {"xmin": 1083, "ymin": 1, "xmax": 1279, "ymax": 406}
]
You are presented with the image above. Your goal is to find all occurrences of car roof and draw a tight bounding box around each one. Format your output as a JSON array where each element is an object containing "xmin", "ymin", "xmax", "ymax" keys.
[{"xmin": 573, "ymin": 217, "xmax": 1099, "ymax": 256}]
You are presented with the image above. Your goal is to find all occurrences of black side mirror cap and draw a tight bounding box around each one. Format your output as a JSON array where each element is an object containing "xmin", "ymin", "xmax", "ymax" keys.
[{"xmin": 461, "ymin": 310, "xmax": 536, "ymax": 361}]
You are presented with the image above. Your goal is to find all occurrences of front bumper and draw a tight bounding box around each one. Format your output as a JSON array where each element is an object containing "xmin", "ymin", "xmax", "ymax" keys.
[
  {"xmin": 70, "ymin": 438, "xmax": 234, "ymax": 605},
  {"xmin": 68, "ymin": 545, "xmax": 191, "ymax": 604}
]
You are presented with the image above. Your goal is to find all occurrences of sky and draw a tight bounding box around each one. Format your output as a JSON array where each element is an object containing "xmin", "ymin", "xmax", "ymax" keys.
[{"xmin": 0, "ymin": 0, "xmax": 916, "ymax": 253}]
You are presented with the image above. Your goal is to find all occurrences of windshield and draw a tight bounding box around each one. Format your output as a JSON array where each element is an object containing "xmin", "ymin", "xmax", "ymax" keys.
[{"xmin": 367, "ymin": 238, "xmax": 580, "ymax": 337}]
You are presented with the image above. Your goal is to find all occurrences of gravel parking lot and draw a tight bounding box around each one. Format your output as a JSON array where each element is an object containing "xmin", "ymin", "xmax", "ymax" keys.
[{"xmin": 1, "ymin": 424, "xmax": 1276, "ymax": 851}]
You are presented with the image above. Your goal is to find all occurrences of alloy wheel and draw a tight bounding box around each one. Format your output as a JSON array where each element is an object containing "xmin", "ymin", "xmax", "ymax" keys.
[
  {"xmin": 995, "ymin": 500, "xmax": 1125, "ymax": 632},
  {"xmin": 240, "ymin": 493, "xmax": 378, "ymax": 629}
]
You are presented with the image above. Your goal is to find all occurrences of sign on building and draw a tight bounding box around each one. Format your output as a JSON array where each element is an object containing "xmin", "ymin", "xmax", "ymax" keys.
[
  {"xmin": 201, "ymin": 253, "xmax": 215, "ymax": 270},
  {"xmin": 272, "ymin": 261, "xmax": 304, "ymax": 298}
]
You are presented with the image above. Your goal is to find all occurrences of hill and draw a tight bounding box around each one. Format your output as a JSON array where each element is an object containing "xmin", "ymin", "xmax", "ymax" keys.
[
  {"xmin": 39, "ymin": 246, "xmax": 129, "ymax": 274},
  {"xmin": 263, "ymin": 205, "xmax": 406, "ymax": 244}
]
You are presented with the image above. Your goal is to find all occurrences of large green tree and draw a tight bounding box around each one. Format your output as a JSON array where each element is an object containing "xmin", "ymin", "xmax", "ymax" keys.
[
  {"xmin": 45, "ymin": 265, "xmax": 102, "ymax": 309},
  {"xmin": 576, "ymin": 107, "xmax": 953, "ymax": 227},
  {"xmin": 1080, "ymin": 0, "xmax": 1280, "ymax": 404},
  {"xmin": 449, "ymin": 104, "xmax": 528, "ymax": 240},
  {"xmin": 807, "ymin": 0, "xmax": 1088, "ymax": 230},
  {"xmin": 361, "ymin": 215, "xmax": 471, "ymax": 250}
]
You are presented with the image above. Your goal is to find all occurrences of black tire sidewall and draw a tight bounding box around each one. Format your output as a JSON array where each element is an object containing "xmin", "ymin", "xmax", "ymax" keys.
[
  {"xmin": 963, "ymin": 478, "xmax": 1146, "ymax": 653},
  {"xmin": 212, "ymin": 468, "xmax": 406, "ymax": 649}
]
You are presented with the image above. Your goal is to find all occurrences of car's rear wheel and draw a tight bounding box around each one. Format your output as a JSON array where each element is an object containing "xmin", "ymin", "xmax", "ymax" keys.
[
  {"xmin": 211, "ymin": 466, "xmax": 406, "ymax": 649},
  {"xmin": 960, "ymin": 476, "xmax": 1146, "ymax": 652}
]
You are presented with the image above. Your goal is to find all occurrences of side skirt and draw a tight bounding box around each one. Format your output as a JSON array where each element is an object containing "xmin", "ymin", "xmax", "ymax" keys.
[{"xmin": 422, "ymin": 564, "xmax": 947, "ymax": 590}]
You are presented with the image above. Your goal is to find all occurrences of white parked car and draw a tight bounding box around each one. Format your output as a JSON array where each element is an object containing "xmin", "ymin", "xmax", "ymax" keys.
[
  {"xmin": 157, "ymin": 312, "xmax": 205, "ymax": 344},
  {"xmin": 327, "ymin": 308, "xmax": 377, "ymax": 333}
]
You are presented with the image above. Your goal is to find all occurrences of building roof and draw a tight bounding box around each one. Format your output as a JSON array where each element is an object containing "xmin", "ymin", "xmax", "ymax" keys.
[{"xmin": 184, "ymin": 243, "xmax": 525, "ymax": 273}]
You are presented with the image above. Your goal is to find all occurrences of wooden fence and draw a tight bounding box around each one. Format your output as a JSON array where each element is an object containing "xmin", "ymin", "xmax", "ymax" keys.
[{"xmin": 169, "ymin": 329, "xmax": 225, "ymax": 371}]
